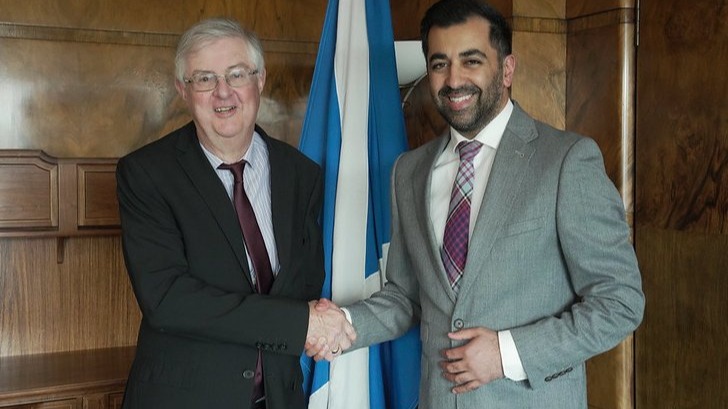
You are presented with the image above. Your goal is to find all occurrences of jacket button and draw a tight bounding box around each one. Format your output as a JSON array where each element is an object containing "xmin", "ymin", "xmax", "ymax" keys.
[
  {"xmin": 453, "ymin": 319, "xmax": 464, "ymax": 329},
  {"xmin": 243, "ymin": 370, "xmax": 255, "ymax": 379}
]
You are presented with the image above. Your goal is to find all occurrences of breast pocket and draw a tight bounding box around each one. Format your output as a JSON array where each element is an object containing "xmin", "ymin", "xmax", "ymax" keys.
[{"xmin": 501, "ymin": 216, "xmax": 545, "ymax": 238}]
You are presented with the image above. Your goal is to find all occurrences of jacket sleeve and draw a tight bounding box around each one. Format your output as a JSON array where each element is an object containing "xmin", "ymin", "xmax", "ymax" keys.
[{"xmin": 510, "ymin": 137, "xmax": 645, "ymax": 389}]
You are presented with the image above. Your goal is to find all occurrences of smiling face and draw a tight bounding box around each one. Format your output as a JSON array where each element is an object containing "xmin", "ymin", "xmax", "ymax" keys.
[
  {"xmin": 175, "ymin": 36, "xmax": 266, "ymax": 153},
  {"xmin": 426, "ymin": 17, "xmax": 514, "ymax": 138}
]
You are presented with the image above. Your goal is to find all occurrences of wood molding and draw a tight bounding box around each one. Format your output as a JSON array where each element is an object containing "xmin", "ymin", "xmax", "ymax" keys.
[{"xmin": 0, "ymin": 22, "xmax": 318, "ymax": 54}]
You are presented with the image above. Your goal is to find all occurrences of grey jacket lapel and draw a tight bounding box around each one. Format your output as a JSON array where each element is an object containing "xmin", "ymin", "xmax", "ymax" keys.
[
  {"xmin": 413, "ymin": 135, "xmax": 464, "ymax": 303},
  {"xmin": 457, "ymin": 104, "xmax": 538, "ymax": 301}
]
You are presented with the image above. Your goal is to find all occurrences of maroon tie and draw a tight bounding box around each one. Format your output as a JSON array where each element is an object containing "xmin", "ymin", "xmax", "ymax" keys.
[
  {"xmin": 218, "ymin": 160, "xmax": 273, "ymax": 404},
  {"xmin": 441, "ymin": 140, "xmax": 483, "ymax": 294},
  {"xmin": 218, "ymin": 160, "xmax": 274, "ymax": 294}
]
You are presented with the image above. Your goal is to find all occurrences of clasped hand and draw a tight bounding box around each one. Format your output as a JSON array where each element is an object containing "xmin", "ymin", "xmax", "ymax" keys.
[{"xmin": 305, "ymin": 298, "xmax": 356, "ymax": 361}]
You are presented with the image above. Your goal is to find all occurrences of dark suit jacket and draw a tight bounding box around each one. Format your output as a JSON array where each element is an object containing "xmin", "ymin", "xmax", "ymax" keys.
[{"xmin": 116, "ymin": 122, "xmax": 324, "ymax": 409}]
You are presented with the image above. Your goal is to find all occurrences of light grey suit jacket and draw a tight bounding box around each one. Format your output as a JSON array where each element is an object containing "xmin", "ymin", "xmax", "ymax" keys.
[{"xmin": 346, "ymin": 103, "xmax": 645, "ymax": 409}]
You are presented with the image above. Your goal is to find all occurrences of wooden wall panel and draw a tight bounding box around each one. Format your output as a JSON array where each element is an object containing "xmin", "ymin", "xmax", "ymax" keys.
[
  {"xmin": 0, "ymin": 0, "xmax": 326, "ymax": 42},
  {"xmin": 512, "ymin": 31, "xmax": 566, "ymax": 130},
  {"xmin": 566, "ymin": 6, "xmax": 637, "ymax": 409},
  {"xmin": 567, "ymin": 9, "xmax": 636, "ymax": 218},
  {"xmin": 0, "ymin": 156, "xmax": 58, "ymax": 230},
  {"xmin": 514, "ymin": 0, "xmax": 564, "ymax": 19},
  {"xmin": 635, "ymin": 0, "xmax": 728, "ymax": 407},
  {"xmin": 567, "ymin": 0, "xmax": 636, "ymax": 19},
  {"xmin": 0, "ymin": 37, "xmax": 186, "ymax": 158},
  {"xmin": 0, "ymin": 236, "xmax": 140, "ymax": 357},
  {"xmin": 0, "ymin": 0, "xmax": 325, "ymax": 158}
]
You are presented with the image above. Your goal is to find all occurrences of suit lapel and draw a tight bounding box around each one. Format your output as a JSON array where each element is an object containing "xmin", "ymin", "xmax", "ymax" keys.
[
  {"xmin": 174, "ymin": 124, "xmax": 255, "ymax": 290},
  {"xmin": 413, "ymin": 135, "xmax": 462, "ymax": 303},
  {"xmin": 457, "ymin": 104, "xmax": 538, "ymax": 301},
  {"xmin": 259, "ymin": 128, "xmax": 292, "ymax": 294}
]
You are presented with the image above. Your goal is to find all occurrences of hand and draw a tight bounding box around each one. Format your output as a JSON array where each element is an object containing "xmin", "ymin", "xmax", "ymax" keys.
[
  {"xmin": 439, "ymin": 327, "xmax": 504, "ymax": 394},
  {"xmin": 305, "ymin": 298, "xmax": 356, "ymax": 361}
]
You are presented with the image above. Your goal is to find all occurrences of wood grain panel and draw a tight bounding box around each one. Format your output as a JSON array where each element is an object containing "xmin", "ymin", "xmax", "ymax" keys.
[
  {"xmin": 567, "ymin": 0, "xmax": 636, "ymax": 19},
  {"xmin": 0, "ymin": 347, "xmax": 133, "ymax": 406},
  {"xmin": 513, "ymin": 0, "xmax": 565, "ymax": 19},
  {"xmin": 567, "ymin": 11, "xmax": 636, "ymax": 211},
  {"xmin": 512, "ymin": 31, "xmax": 566, "ymax": 130},
  {"xmin": 566, "ymin": 8, "xmax": 637, "ymax": 409},
  {"xmin": 635, "ymin": 0, "xmax": 728, "ymax": 234},
  {"xmin": 0, "ymin": 37, "xmax": 187, "ymax": 158},
  {"xmin": 77, "ymin": 164, "xmax": 119, "ymax": 228},
  {"xmin": 635, "ymin": 0, "xmax": 728, "ymax": 407},
  {"xmin": 0, "ymin": 37, "xmax": 318, "ymax": 157},
  {"xmin": 256, "ymin": 50, "xmax": 316, "ymax": 147},
  {"xmin": 0, "ymin": 154, "xmax": 58, "ymax": 230},
  {"xmin": 0, "ymin": 237, "xmax": 140, "ymax": 357},
  {"xmin": 635, "ymin": 228, "xmax": 728, "ymax": 407},
  {"xmin": 0, "ymin": 0, "xmax": 326, "ymax": 42}
]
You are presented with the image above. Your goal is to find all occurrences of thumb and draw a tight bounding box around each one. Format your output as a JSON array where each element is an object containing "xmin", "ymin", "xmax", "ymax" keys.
[
  {"xmin": 315, "ymin": 298, "xmax": 332, "ymax": 311},
  {"xmin": 448, "ymin": 327, "xmax": 479, "ymax": 340}
]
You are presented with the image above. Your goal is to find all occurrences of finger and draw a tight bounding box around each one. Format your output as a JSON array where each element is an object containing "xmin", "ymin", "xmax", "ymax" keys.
[
  {"xmin": 441, "ymin": 345, "xmax": 465, "ymax": 361},
  {"xmin": 343, "ymin": 322, "xmax": 357, "ymax": 341},
  {"xmin": 452, "ymin": 379, "xmax": 482, "ymax": 395},
  {"xmin": 338, "ymin": 336, "xmax": 352, "ymax": 351},
  {"xmin": 439, "ymin": 358, "xmax": 466, "ymax": 374}
]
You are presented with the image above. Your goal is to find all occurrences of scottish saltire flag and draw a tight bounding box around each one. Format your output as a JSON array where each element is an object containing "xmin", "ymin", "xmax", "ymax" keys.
[{"xmin": 298, "ymin": 0, "xmax": 421, "ymax": 408}]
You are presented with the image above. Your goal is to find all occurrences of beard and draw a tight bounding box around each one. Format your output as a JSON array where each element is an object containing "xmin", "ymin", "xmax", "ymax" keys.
[{"xmin": 434, "ymin": 66, "xmax": 505, "ymax": 136}]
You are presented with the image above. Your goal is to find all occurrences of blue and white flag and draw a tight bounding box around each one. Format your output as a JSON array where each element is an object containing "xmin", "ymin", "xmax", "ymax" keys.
[{"xmin": 298, "ymin": 0, "xmax": 421, "ymax": 408}]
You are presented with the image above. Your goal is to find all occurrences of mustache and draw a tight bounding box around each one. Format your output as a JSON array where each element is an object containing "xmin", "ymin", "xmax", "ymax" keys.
[{"xmin": 438, "ymin": 85, "xmax": 481, "ymax": 98}]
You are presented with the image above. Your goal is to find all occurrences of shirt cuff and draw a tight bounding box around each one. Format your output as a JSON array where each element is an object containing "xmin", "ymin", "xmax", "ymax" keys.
[
  {"xmin": 498, "ymin": 330, "xmax": 528, "ymax": 381},
  {"xmin": 341, "ymin": 307, "xmax": 353, "ymax": 324}
]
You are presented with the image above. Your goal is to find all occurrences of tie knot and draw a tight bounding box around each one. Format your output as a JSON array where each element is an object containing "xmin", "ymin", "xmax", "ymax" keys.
[
  {"xmin": 218, "ymin": 160, "xmax": 247, "ymax": 182},
  {"xmin": 456, "ymin": 140, "xmax": 483, "ymax": 162}
]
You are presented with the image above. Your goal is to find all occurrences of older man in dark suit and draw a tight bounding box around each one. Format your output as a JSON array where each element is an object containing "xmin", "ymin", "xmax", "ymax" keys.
[{"xmin": 117, "ymin": 18, "xmax": 354, "ymax": 409}]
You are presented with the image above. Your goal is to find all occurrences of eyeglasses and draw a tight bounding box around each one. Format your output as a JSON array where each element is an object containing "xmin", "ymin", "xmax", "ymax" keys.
[{"xmin": 183, "ymin": 66, "xmax": 259, "ymax": 92}]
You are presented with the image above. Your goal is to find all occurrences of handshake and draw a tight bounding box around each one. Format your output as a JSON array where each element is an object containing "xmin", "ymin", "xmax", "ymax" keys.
[{"xmin": 305, "ymin": 298, "xmax": 357, "ymax": 361}]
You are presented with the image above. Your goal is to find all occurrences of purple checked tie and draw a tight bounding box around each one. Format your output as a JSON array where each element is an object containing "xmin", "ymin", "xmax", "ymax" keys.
[
  {"xmin": 218, "ymin": 160, "xmax": 272, "ymax": 405},
  {"xmin": 441, "ymin": 140, "xmax": 483, "ymax": 294}
]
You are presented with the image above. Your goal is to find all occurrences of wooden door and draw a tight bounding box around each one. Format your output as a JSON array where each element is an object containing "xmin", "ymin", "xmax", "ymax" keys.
[{"xmin": 634, "ymin": 0, "xmax": 728, "ymax": 407}]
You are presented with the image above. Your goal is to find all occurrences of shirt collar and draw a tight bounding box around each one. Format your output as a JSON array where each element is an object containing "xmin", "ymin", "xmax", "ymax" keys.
[{"xmin": 200, "ymin": 130, "xmax": 264, "ymax": 169}]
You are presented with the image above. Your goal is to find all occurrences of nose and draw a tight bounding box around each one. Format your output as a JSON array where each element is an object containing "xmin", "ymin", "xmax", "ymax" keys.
[
  {"xmin": 213, "ymin": 76, "xmax": 233, "ymax": 98},
  {"xmin": 444, "ymin": 64, "xmax": 467, "ymax": 89}
]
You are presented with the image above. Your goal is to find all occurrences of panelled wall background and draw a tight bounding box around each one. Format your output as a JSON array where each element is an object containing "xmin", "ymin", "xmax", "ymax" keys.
[{"xmin": 0, "ymin": 0, "xmax": 726, "ymax": 408}]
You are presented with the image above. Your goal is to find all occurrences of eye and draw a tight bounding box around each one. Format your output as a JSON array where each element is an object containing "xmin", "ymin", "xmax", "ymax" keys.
[
  {"xmin": 228, "ymin": 69, "xmax": 246, "ymax": 80},
  {"xmin": 464, "ymin": 59, "xmax": 482, "ymax": 66},
  {"xmin": 195, "ymin": 73, "xmax": 216, "ymax": 83},
  {"xmin": 430, "ymin": 62, "xmax": 447, "ymax": 71}
]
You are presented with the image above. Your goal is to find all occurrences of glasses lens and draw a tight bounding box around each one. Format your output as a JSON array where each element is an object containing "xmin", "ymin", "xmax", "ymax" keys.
[
  {"xmin": 227, "ymin": 69, "xmax": 253, "ymax": 87},
  {"xmin": 191, "ymin": 73, "xmax": 218, "ymax": 91}
]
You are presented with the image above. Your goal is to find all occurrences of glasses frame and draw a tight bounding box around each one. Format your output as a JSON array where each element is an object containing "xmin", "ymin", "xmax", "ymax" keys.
[{"xmin": 183, "ymin": 66, "xmax": 260, "ymax": 92}]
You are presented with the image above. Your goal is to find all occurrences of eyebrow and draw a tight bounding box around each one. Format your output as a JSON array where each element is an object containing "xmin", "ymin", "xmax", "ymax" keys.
[
  {"xmin": 190, "ymin": 64, "xmax": 252, "ymax": 75},
  {"xmin": 428, "ymin": 49, "xmax": 488, "ymax": 63}
]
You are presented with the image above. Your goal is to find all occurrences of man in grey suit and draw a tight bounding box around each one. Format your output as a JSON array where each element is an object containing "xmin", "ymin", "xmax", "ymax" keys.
[{"xmin": 308, "ymin": 0, "xmax": 645, "ymax": 407}]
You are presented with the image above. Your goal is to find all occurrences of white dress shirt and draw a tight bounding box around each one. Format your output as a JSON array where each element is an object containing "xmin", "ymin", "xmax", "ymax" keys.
[
  {"xmin": 429, "ymin": 99, "xmax": 527, "ymax": 381},
  {"xmin": 200, "ymin": 131, "xmax": 280, "ymax": 282}
]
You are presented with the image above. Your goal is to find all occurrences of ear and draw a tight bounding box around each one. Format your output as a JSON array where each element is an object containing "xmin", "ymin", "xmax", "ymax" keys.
[
  {"xmin": 175, "ymin": 79, "xmax": 188, "ymax": 101},
  {"xmin": 256, "ymin": 68, "xmax": 267, "ymax": 95},
  {"xmin": 502, "ymin": 54, "xmax": 516, "ymax": 88}
]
